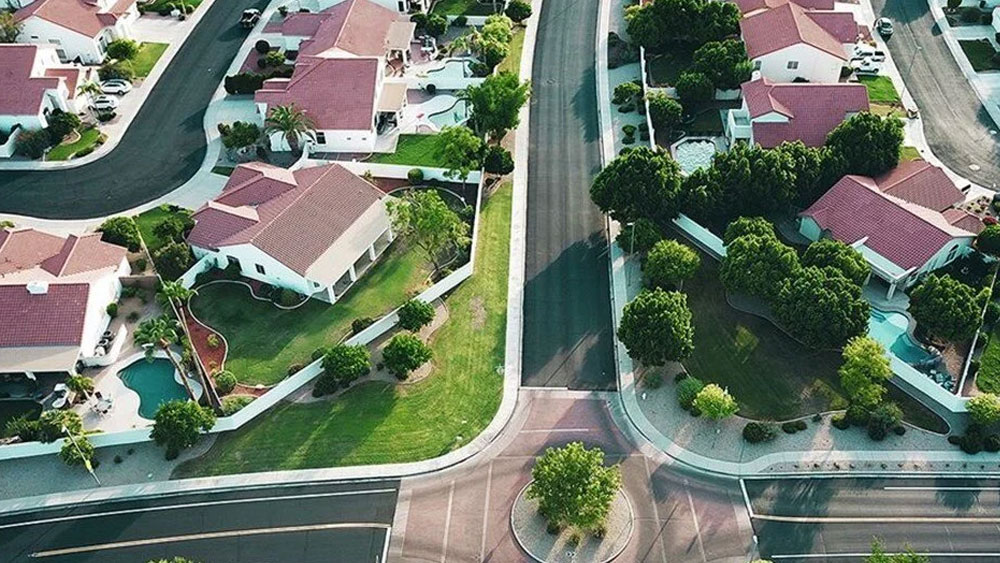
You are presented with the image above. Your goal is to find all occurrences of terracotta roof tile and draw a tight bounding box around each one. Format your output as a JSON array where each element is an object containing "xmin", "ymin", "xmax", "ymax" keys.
[
  {"xmin": 740, "ymin": 3, "xmax": 851, "ymax": 60},
  {"xmin": 0, "ymin": 228, "xmax": 125, "ymax": 279},
  {"xmin": 255, "ymin": 57, "xmax": 379, "ymax": 131},
  {"xmin": 734, "ymin": 0, "xmax": 834, "ymax": 15},
  {"xmin": 0, "ymin": 283, "xmax": 90, "ymax": 347},
  {"xmin": 742, "ymin": 77, "xmax": 869, "ymax": 147},
  {"xmin": 0, "ymin": 45, "xmax": 62, "ymax": 116},
  {"xmin": 944, "ymin": 208, "xmax": 985, "ymax": 235},
  {"xmin": 873, "ymin": 159, "xmax": 964, "ymax": 212},
  {"xmin": 15, "ymin": 0, "xmax": 135, "ymax": 38},
  {"xmin": 282, "ymin": 0, "xmax": 410, "ymax": 58}
]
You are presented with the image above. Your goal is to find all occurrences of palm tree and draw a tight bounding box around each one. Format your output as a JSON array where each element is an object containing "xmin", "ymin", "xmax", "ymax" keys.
[
  {"xmin": 77, "ymin": 80, "xmax": 102, "ymax": 101},
  {"xmin": 134, "ymin": 316, "xmax": 196, "ymax": 401},
  {"xmin": 264, "ymin": 104, "xmax": 316, "ymax": 154},
  {"xmin": 65, "ymin": 374, "xmax": 94, "ymax": 403}
]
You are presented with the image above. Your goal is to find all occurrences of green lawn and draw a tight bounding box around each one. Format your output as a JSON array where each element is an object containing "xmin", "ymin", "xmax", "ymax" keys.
[
  {"xmin": 687, "ymin": 109, "xmax": 724, "ymax": 135},
  {"xmin": 858, "ymin": 75, "xmax": 901, "ymax": 104},
  {"xmin": 645, "ymin": 45, "xmax": 695, "ymax": 87},
  {"xmin": 189, "ymin": 242, "xmax": 431, "ymax": 386},
  {"xmin": 977, "ymin": 327, "xmax": 1000, "ymax": 393},
  {"xmin": 132, "ymin": 42, "xmax": 169, "ymax": 78},
  {"xmin": 497, "ymin": 26, "xmax": 525, "ymax": 75},
  {"xmin": 173, "ymin": 183, "xmax": 511, "ymax": 475},
  {"xmin": 899, "ymin": 145, "xmax": 921, "ymax": 162},
  {"xmin": 135, "ymin": 205, "xmax": 187, "ymax": 253},
  {"xmin": 960, "ymin": 39, "xmax": 1000, "ymax": 72},
  {"xmin": 46, "ymin": 127, "xmax": 103, "ymax": 161},
  {"xmin": 431, "ymin": 0, "xmax": 503, "ymax": 15},
  {"xmin": 369, "ymin": 134, "xmax": 449, "ymax": 167}
]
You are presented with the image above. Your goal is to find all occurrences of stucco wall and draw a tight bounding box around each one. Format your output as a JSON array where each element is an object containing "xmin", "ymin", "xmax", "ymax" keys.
[
  {"xmin": 19, "ymin": 18, "xmax": 104, "ymax": 64},
  {"xmin": 753, "ymin": 43, "xmax": 844, "ymax": 84}
]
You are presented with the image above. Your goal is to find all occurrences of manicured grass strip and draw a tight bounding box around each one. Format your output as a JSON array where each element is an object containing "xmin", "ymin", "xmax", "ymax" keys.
[
  {"xmin": 134, "ymin": 206, "xmax": 183, "ymax": 253},
  {"xmin": 142, "ymin": 0, "xmax": 203, "ymax": 12},
  {"xmin": 132, "ymin": 42, "xmax": 169, "ymax": 78},
  {"xmin": 173, "ymin": 183, "xmax": 511, "ymax": 475},
  {"xmin": 960, "ymin": 39, "xmax": 1000, "ymax": 72},
  {"xmin": 899, "ymin": 145, "xmax": 921, "ymax": 162},
  {"xmin": 431, "ymin": 0, "xmax": 502, "ymax": 15},
  {"xmin": 498, "ymin": 26, "xmax": 526, "ymax": 75},
  {"xmin": 858, "ymin": 75, "xmax": 901, "ymax": 104},
  {"xmin": 189, "ymin": 242, "xmax": 431, "ymax": 386},
  {"xmin": 46, "ymin": 128, "xmax": 103, "ymax": 161},
  {"xmin": 977, "ymin": 326, "xmax": 1000, "ymax": 394},
  {"xmin": 369, "ymin": 134, "xmax": 449, "ymax": 167}
]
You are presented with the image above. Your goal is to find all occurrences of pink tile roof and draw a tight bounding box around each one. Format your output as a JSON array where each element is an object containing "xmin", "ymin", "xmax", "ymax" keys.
[
  {"xmin": 801, "ymin": 175, "xmax": 974, "ymax": 271},
  {"xmin": 740, "ymin": 3, "xmax": 852, "ymax": 60},
  {"xmin": 255, "ymin": 57, "xmax": 379, "ymax": 131},
  {"xmin": 943, "ymin": 208, "xmax": 985, "ymax": 235},
  {"xmin": 0, "ymin": 45, "xmax": 61, "ymax": 116},
  {"xmin": 44, "ymin": 67, "xmax": 84, "ymax": 100},
  {"xmin": 0, "ymin": 283, "xmax": 90, "ymax": 347},
  {"xmin": 742, "ymin": 77, "xmax": 869, "ymax": 147},
  {"xmin": 282, "ymin": 0, "xmax": 410, "ymax": 58},
  {"xmin": 15, "ymin": 0, "xmax": 136, "ymax": 38},
  {"xmin": 873, "ymin": 159, "xmax": 964, "ymax": 212},
  {"xmin": 734, "ymin": 0, "xmax": 834, "ymax": 14},
  {"xmin": 188, "ymin": 162, "xmax": 386, "ymax": 276},
  {"xmin": 0, "ymin": 228, "xmax": 125, "ymax": 279}
]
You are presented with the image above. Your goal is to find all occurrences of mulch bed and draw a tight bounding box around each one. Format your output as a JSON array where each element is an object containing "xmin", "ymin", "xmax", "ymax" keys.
[{"xmin": 183, "ymin": 305, "xmax": 226, "ymax": 376}]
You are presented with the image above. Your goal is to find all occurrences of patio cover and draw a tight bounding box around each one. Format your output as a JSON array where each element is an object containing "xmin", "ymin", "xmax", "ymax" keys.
[
  {"xmin": 377, "ymin": 81, "xmax": 408, "ymax": 113},
  {"xmin": 386, "ymin": 21, "xmax": 416, "ymax": 51},
  {"xmin": 0, "ymin": 345, "xmax": 78, "ymax": 373}
]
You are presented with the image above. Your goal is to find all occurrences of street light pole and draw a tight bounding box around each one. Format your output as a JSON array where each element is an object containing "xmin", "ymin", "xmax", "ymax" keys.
[{"xmin": 63, "ymin": 425, "xmax": 101, "ymax": 486}]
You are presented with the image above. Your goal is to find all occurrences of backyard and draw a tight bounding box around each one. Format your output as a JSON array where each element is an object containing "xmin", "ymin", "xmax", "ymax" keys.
[
  {"xmin": 189, "ymin": 242, "xmax": 431, "ymax": 386},
  {"xmin": 431, "ymin": 0, "xmax": 503, "ymax": 16},
  {"xmin": 977, "ymin": 325, "xmax": 1000, "ymax": 394},
  {"xmin": 135, "ymin": 205, "xmax": 191, "ymax": 253},
  {"xmin": 368, "ymin": 134, "xmax": 449, "ymax": 167},
  {"xmin": 132, "ymin": 42, "xmax": 169, "ymax": 78},
  {"xmin": 675, "ymin": 238, "xmax": 948, "ymax": 432},
  {"xmin": 173, "ymin": 182, "xmax": 511, "ymax": 475},
  {"xmin": 645, "ymin": 44, "xmax": 695, "ymax": 87},
  {"xmin": 959, "ymin": 39, "xmax": 1000, "ymax": 72}
]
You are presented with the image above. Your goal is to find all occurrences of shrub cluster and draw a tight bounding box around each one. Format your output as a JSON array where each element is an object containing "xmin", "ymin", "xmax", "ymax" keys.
[{"xmin": 742, "ymin": 422, "xmax": 777, "ymax": 444}]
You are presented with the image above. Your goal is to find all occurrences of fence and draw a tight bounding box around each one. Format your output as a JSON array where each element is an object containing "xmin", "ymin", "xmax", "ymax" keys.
[{"xmin": 337, "ymin": 160, "xmax": 482, "ymax": 185}]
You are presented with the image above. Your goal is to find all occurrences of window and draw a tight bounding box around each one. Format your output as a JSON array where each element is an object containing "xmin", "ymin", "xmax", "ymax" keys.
[
  {"xmin": 946, "ymin": 246, "xmax": 959, "ymax": 262},
  {"xmin": 315, "ymin": 132, "xmax": 326, "ymax": 144},
  {"xmin": 255, "ymin": 264, "xmax": 266, "ymax": 275},
  {"xmin": 786, "ymin": 61, "xmax": 799, "ymax": 70}
]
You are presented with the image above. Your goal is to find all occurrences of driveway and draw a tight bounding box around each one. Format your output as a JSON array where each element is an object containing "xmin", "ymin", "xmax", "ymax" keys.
[
  {"xmin": 0, "ymin": 0, "xmax": 265, "ymax": 220},
  {"xmin": 522, "ymin": 0, "xmax": 616, "ymax": 390},
  {"xmin": 873, "ymin": 0, "xmax": 1000, "ymax": 188}
]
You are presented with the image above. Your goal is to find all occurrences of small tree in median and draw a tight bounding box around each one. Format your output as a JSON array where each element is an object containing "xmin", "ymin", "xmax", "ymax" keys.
[
  {"xmin": 151, "ymin": 400, "xmax": 216, "ymax": 460},
  {"xmin": 643, "ymin": 239, "xmax": 700, "ymax": 290},
  {"xmin": 692, "ymin": 384, "xmax": 738, "ymax": 420},
  {"xmin": 617, "ymin": 288, "xmax": 694, "ymax": 367},
  {"xmin": 397, "ymin": 299, "xmax": 436, "ymax": 331},
  {"xmin": 387, "ymin": 189, "xmax": 471, "ymax": 276},
  {"xmin": 526, "ymin": 442, "xmax": 622, "ymax": 534},
  {"xmin": 382, "ymin": 333, "xmax": 432, "ymax": 380}
]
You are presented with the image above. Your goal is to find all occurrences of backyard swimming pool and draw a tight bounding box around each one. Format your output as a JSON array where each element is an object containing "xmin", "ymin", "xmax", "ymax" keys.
[
  {"xmin": 672, "ymin": 138, "xmax": 717, "ymax": 175},
  {"xmin": 426, "ymin": 58, "xmax": 473, "ymax": 79},
  {"xmin": 867, "ymin": 308, "xmax": 936, "ymax": 365},
  {"xmin": 428, "ymin": 98, "xmax": 469, "ymax": 128},
  {"xmin": 118, "ymin": 358, "xmax": 189, "ymax": 419}
]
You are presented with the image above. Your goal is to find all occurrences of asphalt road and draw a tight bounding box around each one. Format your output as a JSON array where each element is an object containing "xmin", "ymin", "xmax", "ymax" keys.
[
  {"xmin": 748, "ymin": 477, "xmax": 1000, "ymax": 561},
  {"xmin": 0, "ymin": 482, "xmax": 398, "ymax": 563},
  {"xmin": 873, "ymin": 0, "xmax": 1000, "ymax": 188},
  {"xmin": 521, "ymin": 0, "xmax": 616, "ymax": 390},
  {"xmin": 0, "ymin": 0, "xmax": 265, "ymax": 220}
]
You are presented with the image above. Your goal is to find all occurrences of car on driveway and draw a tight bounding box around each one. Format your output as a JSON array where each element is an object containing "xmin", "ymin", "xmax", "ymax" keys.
[
  {"xmin": 852, "ymin": 45, "xmax": 886, "ymax": 62},
  {"xmin": 100, "ymin": 79, "xmax": 132, "ymax": 95},
  {"xmin": 91, "ymin": 95, "xmax": 119, "ymax": 111},
  {"xmin": 875, "ymin": 17, "xmax": 893, "ymax": 37}
]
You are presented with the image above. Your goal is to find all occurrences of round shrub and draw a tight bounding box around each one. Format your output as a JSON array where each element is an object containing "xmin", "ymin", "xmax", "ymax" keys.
[
  {"xmin": 676, "ymin": 376, "xmax": 704, "ymax": 410},
  {"xmin": 222, "ymin": 395, "xmax": 254, "ymax": 416},
  {"xmin": 742, "ymin": 422, "xmax": 777, "ymax": 444},
  {"xmin": 382, "ymin": 332, "xmax": 432, "ymax": 380},
  {"xmin": 781, "ymin": 421, "xmax": 801, "ymax": 434},
  {"xmin": 46, "ymin": 111, "xmax": 81, "ymax": 142},
  {"xmin": 274, "ymin": 288, "xmax": 302, "ymax": 307},
  {"xmin": 831, "ymin": 413, "xmax": 850, "ymax": 430},
  {"xmin": 351, "ymin": 317, "xmax": 374, "ymax": 335},
  {"xmin": 214, "ymin": 370, "xmax": 237, "ymax": 395},
  {"xmin": 426, "ymin": 83, "xmax": 437, "ymax": 95},
  {"xmin": 622, "ymin": 124, "xmax": 637, "ymax": 136},
  {"xmin": 255, "ymin": 40, "xmax": 271, "ymax": 54},
  {"xmin": 407, "ymin": 168, "xmax": 424, "ymax": 184},
  {"xmin": 986, "ymin": 434, "xmax": 1000, "ymax": 453},
  {"xmin": 106, "ymin": 302, "xmax": 119, "ymax": 318},
  {"xmin": 397, "ymin": 299, "xmax": 435, "ymax": 331},
  {"xmin": 287, "ymin": 362, "xmax": 305, "ymax": 375},
  {"xmin": 15, "ymin": 128, "xmax": 51, "ymax": 159},
  {"xmin": 483, "ymin": 145, "xmax": 514, "ymax": 175}
]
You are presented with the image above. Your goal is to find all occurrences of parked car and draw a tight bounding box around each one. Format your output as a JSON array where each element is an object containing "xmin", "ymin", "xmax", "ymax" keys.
[
  {"xmin": 91, "ymin": 95, "xmax": 120, "ymax": 111},
  {"xmin": 240, "ymin": 8, "xmax": 260, "ymax": 28},
  {"xmin": 851, "ymin": 58, "xmax": 882, "ymax": 75},
  {"xmin": 100, "ymin": 79, "xmax": 132, "ymax": 95},
  {"xmin": 875, "ymin": 17, "xmax": 893, "ymax": 37},
  {"xmin": 852, "ymin": 45, "xmax": 886, "ymax": 62}
]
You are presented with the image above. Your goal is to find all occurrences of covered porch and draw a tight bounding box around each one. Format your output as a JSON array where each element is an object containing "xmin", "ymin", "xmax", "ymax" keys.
[
  {"xmin": 854, "ymin": 240, "xmax": 915, "ymax": 300},
  {"xmin": 323, "ymin": 227, "xmax": 396, "ymax": 303}
]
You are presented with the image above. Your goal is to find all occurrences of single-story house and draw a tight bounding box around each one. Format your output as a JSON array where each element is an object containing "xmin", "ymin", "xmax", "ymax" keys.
[
  {"xmin": 734, "ymin": 0, "xmax": 834, "ymax": 16},
  {"xmin": 15, "ymin": 0, "xmax": 139, "ymax": 64},
  {"xmin": 187, "ymin": 161, "xmax": 395, "ymax": 303},
  {"xmin": 740, "ymin": 3, "xmax": 860, "ymax": 83},
  {"xmin": 0, "ymin": 44, "xmax": 97, "ymax": 138},
  {"xmin": 0, "ymin": 228, "xmax": 130, "ymax": 376},
  {"xmin": 799, "ymin": 170, "xmax": 980, "ymax": 298},
  {"xmin": 293, "ymin": 0, "xmax": 430, "ymax": 15},
  {"xmin": 726, "ymin": 76, "xmax": 869, "ymax": 147},
  {"xmin": 871, "ymin": 159, "xmax": 967, "ymax": 213}
]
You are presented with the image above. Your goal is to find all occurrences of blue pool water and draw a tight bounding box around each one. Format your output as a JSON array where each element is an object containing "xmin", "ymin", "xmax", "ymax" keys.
[
  {"xmin": 867, "ymin": 308, "xmax": 934, "ymax": 364},
  {"xmin": 426, "ymin": 59, "xmax": 472, "ymax": 79},
  {"xmin": 429, "ymin": 99, "xmax": 469, "ymax": 128},
  {"xmin": 118, "ymin": 358, "xmax": 188, "ymax": 419}
]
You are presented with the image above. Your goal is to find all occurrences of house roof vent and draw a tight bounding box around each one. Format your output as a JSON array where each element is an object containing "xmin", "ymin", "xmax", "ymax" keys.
[{"xmin": 26, "ymin": 281, "xmax": 49, "ymax": 295}]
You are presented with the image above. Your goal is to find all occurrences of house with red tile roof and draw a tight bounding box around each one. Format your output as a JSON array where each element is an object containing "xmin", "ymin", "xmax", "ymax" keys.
[
  {"xmin": 0, "ymin": 227, "xmax": 130, "ymax": 375},
  {"xmin": 296, "ymin": 0, "xmax": 430, "ymax": 15},
  {"xmin": 740, "ymin": 3, "xmax": 860, "ymax": 83},
  {"xmin": 14, "ymin": 0, "xmax": 139, "ymax": 64},
  {"xmin": 187, "ymin": 161, "xmax": 394, "ymax": 303},
  {"xmin": 799, "ymin": 171, "xmax": 979, "ymax": 298},
  {"xmin": 0, "ymin": 44, "xmax": 97, "ymax": 149},
  {"xmin": 734, "ymin": 0, "xmax": 834, "ymax": 16},
  {"xmin": 725, "ymin": 76, "xmax": 869, "ymax": 148}
]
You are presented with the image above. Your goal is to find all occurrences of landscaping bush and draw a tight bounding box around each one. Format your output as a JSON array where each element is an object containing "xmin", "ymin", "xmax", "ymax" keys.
[
  {"xmin": 98, "ymin": 60, "xmax": 135, "ymax": 82},
  {"xmin": 398, "ymin": 299, "xmax": 436, "ymax": 331},
  {"xmin": 254, "ymin": 40, "xmax": 271, "ymax": 54},
  {"xmin": 107, "ymin": 38, "xmax": 140, "ymax": 61},
  {"xmin": 221, "ymin": 395, "xmax": 253, "ymax": 416},
  {"xmin": 152, "ymin": 241, "xmax": 194, "ymax": 280},
  {"xmin": 622, "ymin": 124, "xmax": 637, "ymax": 137},
  {"xmin": 224, "ymin": 72, "xmax": 266, "ymax": 95},
  {"xmin": 382, "ymin": 332, "xmax": 432, "ymax": 380},
  {"xmin": 4, "ymin": 415, "xmax": 41, "ymax": 441},
  {"xmin": 407, "ymin": 168, "xmax": 424, "ymax": 184},
  {"xmin": 505, "ymin": 0, "xmax": 532, "ymax": 22},
  {"xmin": 483, "ymin": 145, "xmax": 515, "ymax": 175},
  {"xmin": 214, "ymin": 370, "xmax": 237, "ymax": 395},
  {"xmin": 986, "ymin": 433, "xmax": 1000, "ymax": 452},
  {"xmin": 612, "ymin": 81, "xmax": 642, "ymax": 105},
  {"xmin": 866, "ymin": 402, "xmax": 902, "ymax": 441},
  {"xmin": 96, "ymin": 111, "xmax": 116, "ymax": 123},
  {"xmin": 274, "ymin": 288, "xmax": 302, "ymax": 307},
  {"xmin": 616, "ymin": 217, "xmax": 663, "ymax": 254},
  {"xmin": 425, "ymin": 14, "xmax": 448, "ymax": 36},
  {"xmin": 287, "ymin": 362, "xmax": 305, "ymax": 375},
  {"xmin": 893, "ymin": 425, "xmax": 906, "ymax": 436},
  {"xmin": 98, "ymin": 216, "xmax": 142, "ymax": 251},
  {"xmin": 845, "ymin": 403, "xmax": 870, "ymax": 426},
  {"xmin": 321, "ymin": 344, "xmax": 371, "ymax": 388},
  {"xmin": 259, "ymin": 50, "xmax": 286, "ymax": 68},
  {"xmin": 46, "ymin": 111, "xmax": 81, "ymax": 142},
  {"xmin": 831, "ymin": 413, "xmax": 850, "ymax": 430},
  {"xmin": 106, "ymin": 302, "xmax": 119, "ymax": 318},
  {"xmin": 742, "ymin": 422, "xmax": 777, "ymax": 444},
  {"xmin": 151, "ymin": 400, "xmax": 216, "ymax": 459},
  {"xmin": 352, "ymin": 317, "xmax": 375, "ymax": 335},
  {"xmin": 675, "ymin": 71, "xmax": 714, "ymax": 106},
  {"xmin": 15, "ymin": 128, "xmax": 51, "ymax": 159},
  {"xmin": 453, "ymin": 15, "xmax": 468, "ymax": 26},
  {"xmin": 676, "ymin": 375, "xmax": 704, "ymax": 410},
  {"xmin": 961, "ymin": 430, "xmax": 985, "ymax": 454},
  {"xmin": 781, "ymin": 420, "xmax": 806, "ymax": 434}
]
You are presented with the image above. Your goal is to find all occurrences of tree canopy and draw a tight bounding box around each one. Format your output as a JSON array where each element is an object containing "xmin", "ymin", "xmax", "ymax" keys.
[
  {"xmin": 617, "ymin": 288, "xmax": 695, "ymax": 366},
  {"xmin": 643, "ymin": 239, "xmax": 700, "ymax": 290},
  {"xmin": 976, "ymin": 224, "xmax": 1000, "ymax": 256},
  {"xmin": 774, "ymin": 266, "xmax": 870, "ymax": 349},
  {"xmin": 720, "ymin": 233, "xmax": 800, "ymax": 302},
  {"xmin": 0, "ymin": 12, "xmax": 23, "ymax": 43},
  {"xmin": 461, "ymin": 72, "xmax": 530, "ymax": 140},
  {"xmin": 866, "ymin": 539, "xmax": 929, "ymax": 563},
  {"xmin": 675, "ymin": 71, "xmax": 714, "ymax": 106},
  {"xmin": 626, "ymin": 0, "xmax": 740, "ymax": 51},
  {"xmin": 646, "ymin": 92, "xmax": 683, "ymax": 133},
  {"xmin": 387, "ymin": 189, "xmax": 471, "ymax": 274},
  {"xmin": 438, "ymin": 125, "xmax": 483, "ymax": 183},
  {"xmin": 693, "ymin": 384, "xmax": 738, "ymax": 420},
  {"xmin": 722, "ymin": 216, "xmax": 775, "ymax": 246},
  {"xmin": 908, "ymin": 274, "xmax": 988, "ymax": 342},
  {"xmin": 151, "ymin": 400, "xmax": 216, "ymax": 459},
  {"xmin": 98, "ymin": 216, "xmax": 142, "ymax": 252},
  {"xmin": 967, "ymin": 393, "xmax": 1000, "ymax": 426},
  {"xmin": 527, "ymin": 442, "xmax": 622, "ymax": 533},
  {"xmin": 801, "ymin": 239, "xmax": 871, "ymax": 287},
  {"xmin": 590, "ymin": 147, "xmax": 683, "ymax": 225},
  {"xmin": 616, "ymin": 217, "xmax": 664, "ymax": 254},
  {"xmin": 382, "ymin": 332, "xmax": 432, "ymax": 379},
  {"xmin": 321, "ymin": 344, "xmax": 371, "ymax": 387},
  {"xmin": 839, "ymin": 336, "xmax": 892, "ymax": 411},
  {"xmin": 692, "ymin": 39, "xmax": 754, "ymax": 90},
  {"xmin": 825, "ymin": 112, "xmax": 904, "ymax": 177},
  {"xmin": 397, "ymin": 299, "xmax": 436, "ymax": 331}
]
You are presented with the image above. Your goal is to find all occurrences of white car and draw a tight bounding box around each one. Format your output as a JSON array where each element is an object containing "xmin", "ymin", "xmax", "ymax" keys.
[
  {"xmin": 875, "ymin": 17, "xmax": 893, "ymax": 37},
  {"xmin": 852, "ymin": 45, "xmax": 886, "ymax": 63},
  {"xmin": 100, "ymin": 79, "xmax": 132, "ymax": 95},
  {"xmin": 91, "ymin": 95, "xmax": 120, "ymax": 111},
  {"xmin": 851, "ymin": 58, "xmax": 882, "ymax": 75}
]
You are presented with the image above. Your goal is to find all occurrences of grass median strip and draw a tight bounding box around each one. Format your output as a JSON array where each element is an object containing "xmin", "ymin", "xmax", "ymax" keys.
[{"xmin": 174, "ymin": 182, "xmax": 511, "ymax": 475}]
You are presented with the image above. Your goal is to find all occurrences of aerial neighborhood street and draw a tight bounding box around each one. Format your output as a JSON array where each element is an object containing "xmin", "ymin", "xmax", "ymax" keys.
[{"xmin": 3, "ymin": 0, "xmax": 1000, "ymax": 558}]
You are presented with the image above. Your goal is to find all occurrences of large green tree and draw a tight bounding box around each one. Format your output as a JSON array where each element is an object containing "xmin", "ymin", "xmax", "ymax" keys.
[
  {"xmin": 460, "ymin": 72, "xmax": 530, "ymax": 141},
  {"xmin": 774, "ymin": 266, "xmax": 870, "ymax": 349},
  {"xmin": 382, "ymin": 332, "xmax": 432, "ymax": 380},
  {"xmin": 675, "ymin": 71, "xmax": 714, "ymax": 107},
  {"xmin": 397, "ymin": 299, "xmax": 436, "ymax": 331},
  {"xmin": 838, "ymin": 336, "xmax": 893, "ymax": 411},
  {"xmin": 692, "ymin": 39, "xmax": 754, "ymax": 90},
  {"xmin": 976, "ymin": 224, "xmax": 1000, "ymax": 256},
  {"xmin": 150, "ymin": 400, "xmax": 216, "ymax": 459},
  {"xmin": 437, "ymin": 125, "xmax": 483, "ymax": 186},
  {"xmin": 107, "ymin": 38, "xmax": 140, "ymax": 60},
  {"xmin": 0, "ymin": 12, "xmax": 23, "ymax": 43},
  {"xmin": 802, "ymin": 239, "xmax": 871, "ymax": 287},
  {"xmin": 526, "ymin": 442, "xmax": 622, "ymax": 533},
  {"xmin": 908, "ymin": 274, "xmax": 988, "ymax": 342},
  {"xmin": 646, "ymin": 92, "xmax": 682, "ymax": 133},
  {"xmin": 387, "ymin": 189, "xmax": 470, "ymax": 275},
  {"xmin": 98, "ymin": 216, "xmax": 142, "ymax": 251},
  {"xmin": 967, "ymin": 392, "xmax": 1000, "ymax": 426},
  {"xmin": 774, "ymin": 141, "xmax": 829, "ymax": 207},
  {"xmin": 722, "ymin": 216, "xmax": 775, "ymax": 246},
  {"xmin": 709, "ymin": 142, "xmax": 799, "ymax": 219},
  {"xmin": 825, "ymin": 112, "xmax": 904, "ymax": 177},
  {"xmin": 617, "ymin": 288, "xmax": 695, "ymax": 366},
  {"xmin": 626, "ymin": 0, "xmax": 738, "ymax": 51},
  {"xmin": 643, "ymin": 239, "xmax": 700, "ymax": 290},
  {"xmin": 719, "ymin": 233, "xmax": 800, "ymax": 302},
  {"xmin": 319, "ymin": 344, "xmax": 371, "ymax": 390},
  {"xmin": 590, "ymin": 146, "xmax": 683, "ymax": 225}
]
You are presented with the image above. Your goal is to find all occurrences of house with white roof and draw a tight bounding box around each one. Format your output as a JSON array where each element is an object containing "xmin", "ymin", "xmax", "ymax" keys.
[
  {"xmin": 186, "ymin": 162, "xmax": 395, "ymax": 303},
  {"xmin": 799, "ymin": 162, "xmax": 981, "ymax": 298},
  {"xmin": 725, "ymin": 76, "xmax": 869, "ymax": 148},
  {"xmin": 14, "ymin": 0, "xmax": 139, "ymax": 64},
  {"xmin": 0, "ymin": 44, "xmax": 97, "ymax": 145},
  {"xmin": 740, "ymin": 2, "xmax": 860, "ymax": 83},
  {"xmin": 0, "ymin": 228, "xmax": 131, "ymax": 376}
]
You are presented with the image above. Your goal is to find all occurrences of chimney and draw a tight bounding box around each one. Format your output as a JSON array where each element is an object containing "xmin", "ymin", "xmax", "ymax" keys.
[{"xmin": 26, "ymin": 281, "xmax": 49, "ymax": 295}]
